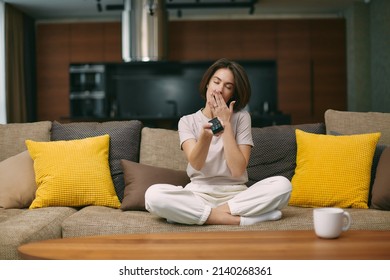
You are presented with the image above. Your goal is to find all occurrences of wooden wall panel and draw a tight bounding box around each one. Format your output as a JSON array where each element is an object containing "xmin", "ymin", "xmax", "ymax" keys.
[
  {"xmin": 169, "ymin": 19, "xmax": 277, "ymax": 61},
  {"xmin": 70, "ymin": 23, "xmax": 104, "ymax": 62},
  {"xmin": 103, "ymin": 22, "xmax": 122, "ymax": 62},
  {"xmin": 241, "ymin": 20, "xmax": 277, "ymax": 60},
  {"xmin": 277, "ymin": 20, "xmax": 311, "ymax": 60},
  {"xmin": 310, "ymin": 19, "xmax": 347, "ymax": 122},
  {"xmin": 312, "ymin": 60, "xmax": 347, "ymax": 118},
  {"xmin": 207, "ymin": 20, "xmax": 243, "ymax": 60},
  {"xmin": 310, "ymin": 19, "xmax": 346, "ymax": 61},
  {"xmin": 36, "ymin": 23, "xmax": 70, "ymax": 121},
  {"xmin": 168, "ymin": 21, "xmax": 210, "ymax": 60},
  {"xmin": 276, "ymin": 20, "xmax": 312, "ymax": 123},
  {"xmin": 36, "ymin": 22, "xmax": 123, "ymax": 121},
  {"xmin": 277, "ymin": 60, "xmax": 312, "ymax": 124}
]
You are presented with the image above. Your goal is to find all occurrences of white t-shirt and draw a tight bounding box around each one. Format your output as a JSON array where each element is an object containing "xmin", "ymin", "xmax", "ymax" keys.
[{"xmin": 178, "ymin": 109, "xmax": 254, "ymax": 185}]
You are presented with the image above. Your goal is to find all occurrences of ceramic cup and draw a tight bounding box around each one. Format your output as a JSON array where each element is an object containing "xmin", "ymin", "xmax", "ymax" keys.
[{"xmin": 313, "ymin": 207, "xmax": 352, "ymax": 239}]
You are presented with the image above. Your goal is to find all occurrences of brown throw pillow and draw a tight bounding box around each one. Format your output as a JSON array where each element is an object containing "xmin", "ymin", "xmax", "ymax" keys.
[
  {"xmin": 371, "ymin": 147, "xmax": 390, "ymax": 210},
  {"xmin": 120, "ymin": 160, "xmax": 191, "ymax": 211}
]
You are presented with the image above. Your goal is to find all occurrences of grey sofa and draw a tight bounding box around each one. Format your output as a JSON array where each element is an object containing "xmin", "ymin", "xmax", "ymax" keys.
[{"xmin": 1, "ymin": 109, "xmax": 390, "ymax": 260}]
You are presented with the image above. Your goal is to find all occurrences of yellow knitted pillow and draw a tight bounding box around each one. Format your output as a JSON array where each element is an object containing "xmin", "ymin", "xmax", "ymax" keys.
[
  {"xmin": 290, "ymin": 129, "xmax": 381, "ymax": 209},
  {"xmin": 26, "ymin": 135, "xmax": 120, "ymax": 209}
]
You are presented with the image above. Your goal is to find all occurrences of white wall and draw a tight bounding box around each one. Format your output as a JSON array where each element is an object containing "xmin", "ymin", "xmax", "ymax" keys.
[
  {"xmin": 345, "ymin": 2, "xmax": 371, "ymax": 112},
  {"xmin": 0, "ymin": 1, "xmax": 6, "ymax": 123}
]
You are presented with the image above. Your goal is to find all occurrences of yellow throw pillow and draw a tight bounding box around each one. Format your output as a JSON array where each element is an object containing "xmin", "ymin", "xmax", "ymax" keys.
[
  {"xmin": 26, "ymin": 135, "xmax": 120, "ymax": 209},
  {"xmin": 290, "ymin": 129, "xmax": 381, "ymax": 209}
]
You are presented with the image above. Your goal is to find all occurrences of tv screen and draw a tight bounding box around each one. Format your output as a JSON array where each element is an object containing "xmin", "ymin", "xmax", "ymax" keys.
[{"xmin": 107, "ymin": 60, "xmax": 277, "ymax": 119}]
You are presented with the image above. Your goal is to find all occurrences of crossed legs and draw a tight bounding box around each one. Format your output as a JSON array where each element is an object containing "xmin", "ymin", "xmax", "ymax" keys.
[{"xmin": 145, "ymin": 176, "xmax": 292, "ymax": 226}]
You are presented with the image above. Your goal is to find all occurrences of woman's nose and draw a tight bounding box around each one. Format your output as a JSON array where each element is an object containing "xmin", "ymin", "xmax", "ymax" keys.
[{"xmin": 214, "ymin": 85, "xmax": 223, "ymax": 93}]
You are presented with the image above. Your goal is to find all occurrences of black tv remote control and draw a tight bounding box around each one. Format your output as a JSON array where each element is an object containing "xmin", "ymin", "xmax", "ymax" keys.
[{"xmin": 208, "ymin": 117, "xmax": 224, "ymax": 134}]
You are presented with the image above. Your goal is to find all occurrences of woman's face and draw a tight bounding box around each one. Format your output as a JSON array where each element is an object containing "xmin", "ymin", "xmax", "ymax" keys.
[{"xmin": 207, "ymin": 68, "xmax": 235, "ymax": 104}]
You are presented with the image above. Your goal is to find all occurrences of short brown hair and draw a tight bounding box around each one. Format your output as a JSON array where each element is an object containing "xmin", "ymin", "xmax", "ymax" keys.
[{"xmin": 199, "ymin": 58, "xmax": 251, "ymax": 111}]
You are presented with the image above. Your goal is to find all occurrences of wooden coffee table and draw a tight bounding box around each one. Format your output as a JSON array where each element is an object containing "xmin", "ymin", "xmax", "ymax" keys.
[{"xmin": 18, "ymin": 230, "xmax": 390, "ymax": 260}]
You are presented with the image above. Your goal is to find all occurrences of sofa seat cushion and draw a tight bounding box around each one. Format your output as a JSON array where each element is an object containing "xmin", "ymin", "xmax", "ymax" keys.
[
  {"xmin": 0, "ymin": 208, "xmax": 25, "ymax": 223},
  {"xmin": 61, "ymin": 206, "xmax": 390, "ymax": 239},
  {"xmin": 0, "ymin": 207, "xmax": 77, "ymax": 259},
  {"xmin": 62, "ymin": 206, "xmax": 316, "ymax": 238}
]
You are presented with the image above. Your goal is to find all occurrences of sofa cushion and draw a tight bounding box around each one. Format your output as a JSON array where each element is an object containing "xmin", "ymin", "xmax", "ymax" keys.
[
  {"xmin": 247, "ymin": 123, "xmax": 326, "ymax": 186},
  {"xmin": 325, "ymin": 109, "xmax": 390, "ymax": 146},
  {"xmin": 140, "ymin": 127, "xmax": 188, "ymax": 171},
  {"xmin": 371, "ymin": 147, "xmax": 390, "ymax": 210},
  {"xmin": 60, "ymin": 205, "xmax": 390, "ymax": 239},
  {"xmin": 50, "ymin": 120, "xmax": 142, "ymax": 201},
  {"xmin": 120, "ymin": 160, "xmax": 190, "ymax": 211},
  {"xmin": 290, "ymin": 129, "xmax": 380, "ymax": 209},
  {"xmin": 26, "ymin": 135, "xmax": 121, "ymax": 209},
  {"xmin": 0, "ymin": 121, "xmax": 51, "ymax": 161},
  {"xmin": 0, "ymin": 151, "xmax": 36, "ymax": 209},
  {"xmin": 0, "ymin": 207, "xmax": 77, "ymax": 259}
]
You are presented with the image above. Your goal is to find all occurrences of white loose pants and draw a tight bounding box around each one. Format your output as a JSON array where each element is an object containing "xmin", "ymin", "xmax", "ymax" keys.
[{"xmin": 145, "ymin": 176, "xmax": 292, "ymax": 225}]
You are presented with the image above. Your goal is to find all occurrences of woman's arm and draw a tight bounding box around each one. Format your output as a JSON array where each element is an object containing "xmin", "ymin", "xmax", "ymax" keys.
[
  {"xmin": 181, "ymin": 126, "xmax": 213, "ymax": 171},
  {"xmin": 211, "ymin": 92, "xmax": 251, "ymax": 177},
  {"xmin": 221, "ymin": 122, "xmax": 251, "ymax": 177}
]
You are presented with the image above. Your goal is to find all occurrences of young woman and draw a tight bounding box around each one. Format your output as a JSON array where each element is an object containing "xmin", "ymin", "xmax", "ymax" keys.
[{"xmin": 145, "ymin": 58, "xmax": 292, "ymax": 226}]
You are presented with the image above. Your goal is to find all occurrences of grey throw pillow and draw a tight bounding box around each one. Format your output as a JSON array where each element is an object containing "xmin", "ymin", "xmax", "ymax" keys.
[
  {"xmin": 51, "ymin": 121, "xmax": 143, "ymax": 201},
  {"xmin": 247, "ymin": 123, "xmax": 326, "ymax": 186},
  {"xmin": 371, "ymin": 147, "xmax": 390, "ymax": 210}
]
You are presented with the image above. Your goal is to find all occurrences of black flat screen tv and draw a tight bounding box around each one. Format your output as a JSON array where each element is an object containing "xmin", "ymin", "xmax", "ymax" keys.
[{"xmin": 107, "ymin": 60, "xmax": 277, "ymax": 119}]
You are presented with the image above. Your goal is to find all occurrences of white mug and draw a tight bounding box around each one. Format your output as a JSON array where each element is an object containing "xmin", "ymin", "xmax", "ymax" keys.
[{"xmin": 313, "ymin": 207, "xmax": 352, "ymax": 239}]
